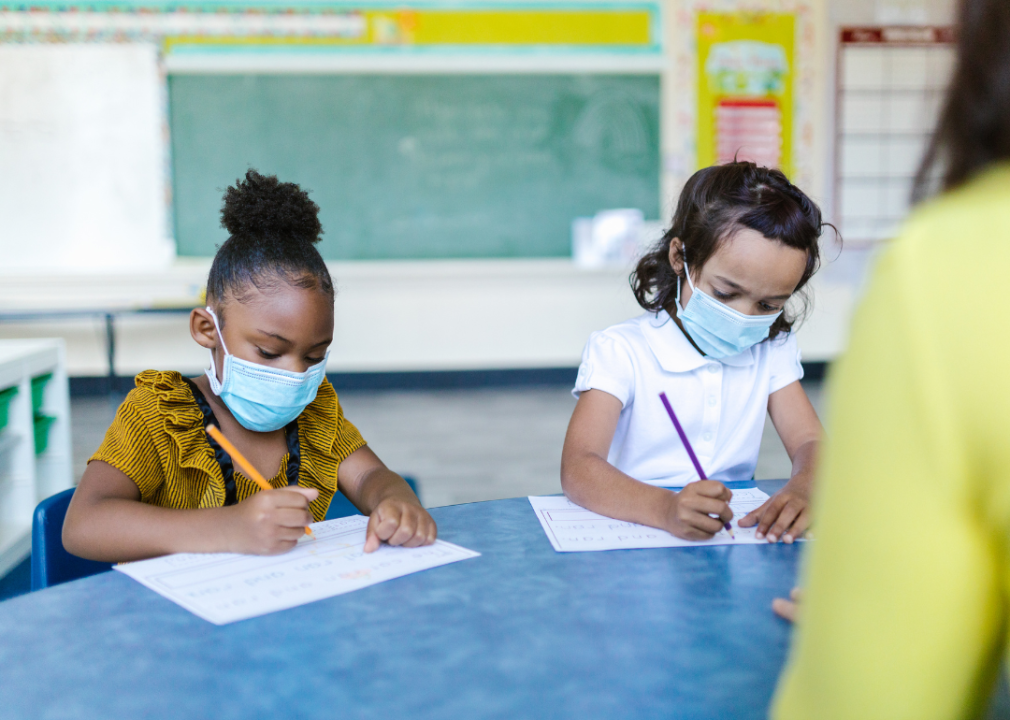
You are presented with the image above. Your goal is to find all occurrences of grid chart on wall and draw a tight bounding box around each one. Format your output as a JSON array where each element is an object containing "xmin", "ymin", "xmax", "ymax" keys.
[{"xmin": 836, "ymin": 27, "xmax": 955, "ymax": 243}]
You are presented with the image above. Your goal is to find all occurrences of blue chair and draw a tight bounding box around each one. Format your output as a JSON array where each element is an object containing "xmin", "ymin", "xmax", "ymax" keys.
[
  {"xmin": 325, "ymin": 476, "xmax": 420, "ymax": 520},
  {"xmin": 31, "ymin": 488, "xmax": 113, "ymax": 591}
]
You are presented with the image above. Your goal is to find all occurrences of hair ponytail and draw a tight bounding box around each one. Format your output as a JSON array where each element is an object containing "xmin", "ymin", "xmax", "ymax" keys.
[{"xmin": 206, "ymin": 170, "xmax": 334, "ymax": 312}]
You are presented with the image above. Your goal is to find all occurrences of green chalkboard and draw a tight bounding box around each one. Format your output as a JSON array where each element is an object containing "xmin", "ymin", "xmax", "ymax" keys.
[{"xmin": 169, "ymin": 74, "xmax": 660, "ymax": 260}]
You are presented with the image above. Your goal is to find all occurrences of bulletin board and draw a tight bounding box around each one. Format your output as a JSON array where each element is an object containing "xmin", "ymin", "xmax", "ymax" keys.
[{"xmin": 835, "ymin": 26, "xmax": 955, "ymax": 243}]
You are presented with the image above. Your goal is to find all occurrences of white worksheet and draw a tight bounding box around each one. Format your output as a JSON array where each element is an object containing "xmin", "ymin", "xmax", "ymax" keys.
[
  {"xmin": 115, "ymin": 515, "xmax": 480, "ymax": 625},
  {"xmin": 529, "ymin": 487, "xmax": 778, "ymax": 552}
]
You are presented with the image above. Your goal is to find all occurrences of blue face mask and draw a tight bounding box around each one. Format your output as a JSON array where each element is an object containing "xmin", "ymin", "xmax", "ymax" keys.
[
  {"xmin": 204, "ymin": 308, "xmax": 329, "ymax": 432},
  {"xmin": 675, "ymin": 259, "xmax": 781, "ymax": 359}
]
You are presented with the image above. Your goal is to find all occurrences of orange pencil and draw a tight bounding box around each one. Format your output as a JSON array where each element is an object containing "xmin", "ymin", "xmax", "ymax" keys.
[{"xmin": 206, "ymin": 424, "xmax": 314, "ymax": 538}]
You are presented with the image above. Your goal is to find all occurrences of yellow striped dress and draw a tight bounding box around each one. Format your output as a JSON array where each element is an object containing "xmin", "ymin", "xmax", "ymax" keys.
[{"xmin": 89, "ymin": 370, "xmax": 366, "ymax": 522}]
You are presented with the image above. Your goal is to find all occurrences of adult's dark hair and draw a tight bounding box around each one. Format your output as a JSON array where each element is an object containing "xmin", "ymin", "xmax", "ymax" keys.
[
  {"xmin": 913, "ymin": 0, "xmax": 1010, "ymax": 201},
  {"xmin": 631, "ymin": 162, "xmax": 824, "ymax": 340},
  {"xmin": 206, "ymin": 169, "xmax": 333, "ymax": 314}
]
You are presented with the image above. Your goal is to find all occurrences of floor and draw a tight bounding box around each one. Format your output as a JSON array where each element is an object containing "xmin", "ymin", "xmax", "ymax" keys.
[{"xmin": 70, "ymin": 380, "xmax": 827, "ymax": 507}]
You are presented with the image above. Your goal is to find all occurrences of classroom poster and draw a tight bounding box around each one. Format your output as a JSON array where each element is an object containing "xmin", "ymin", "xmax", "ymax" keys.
[{"xmin": 695, "ymin": 12, "xmax": 795, "ymax": 178}]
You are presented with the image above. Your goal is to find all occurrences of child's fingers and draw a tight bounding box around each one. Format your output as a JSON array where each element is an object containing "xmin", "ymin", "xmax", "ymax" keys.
[
  {"xmin": 772, "ymin": 597, "xmax": 798, "ymax": 623},
  {"xmin": 790, "ymin": 587, "xmax": 803, "ymax": 602},
  {"xmin": 275, "ymin": 526, "xmax": 307, "ymax": 542},
  {"xmin": 416, "ymin": 515, "xmax": 438, "ymax": 545},
  {"xmin": 385, "ymin": 512, "xmax": 419, "ymax": 547},
  {"xmin": 682, "ymin": 510, "xmax": 725, "ymax": 536},
  {"xmin": 408, "ymin": 511, "xmax": 438, "ymax": 547},
  {"xmin": 364, "ymin": 506, "xmax": 400, "ymax": 553},
  {"xmin": 421, "ymin": 514, "xmax": 438, "ymax": 545},
  {"xmin": 737, "ymin": 499, "xmax": 772, "ymax": 528},
  {"xmin": 271, "ymin": 487, "xmax": 319, "ymax": 507},
  {"xmin": 672, "ymin": 491, "xmax": 730, "ymax": 537},
  {"xmin": 363, "ymin": 531, "xmax": 380, "ymax": 553},
  {"xmin": 766, "ymin": 501, "xmax": 803, "ymax": 543},
  {"xmin": 286, "ymin": 486, "xmax": 320, "ymax": 502},
  {"xmin": 399, "ymin": 514, "xmax": 434, "ymax": 548},
  {"xmin": 678, "ymin": 522, "xmax": 722, "ymax": 540},
  {"xmin": 255, "ymin": 525, "xmax": 305, "ymax": 554},
  {"xmin": 689, "ymin": 480, "xmax": 733, "ymax": 500},
  {"xmin": 782, "ymin": 508, "xmax": 811, "ymax": 544},
  {"xmin": 755, "ymin": 495, "xmax": 790, "ymax": 538},
  {"xmin": 684, "ymin": 496, "xmax": 733, "ymax": 524},
  {"xmin": 363, "ymin": 522, "xmax": 383, "ymax": 552},
  {"xmin": 274, "ymin": 507, "xmax": 313, "ymax": 529}
]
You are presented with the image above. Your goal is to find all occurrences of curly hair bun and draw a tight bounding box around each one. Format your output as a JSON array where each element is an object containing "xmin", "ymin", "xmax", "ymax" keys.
[{"xmin": 220, "ymin": 169, "xmax": 322, "ymax": 244}]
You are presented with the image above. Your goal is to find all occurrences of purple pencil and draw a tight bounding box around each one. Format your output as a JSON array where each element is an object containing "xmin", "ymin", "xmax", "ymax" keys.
[{"xmin": 659, "ymin": 391, "xmax": 734, "ymax": 539}]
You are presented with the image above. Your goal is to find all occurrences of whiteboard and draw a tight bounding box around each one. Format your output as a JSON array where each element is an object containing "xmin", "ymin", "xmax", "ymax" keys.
[{"xmin": 0, "ymin": 44, "xmax": 171, "ymax": 271}]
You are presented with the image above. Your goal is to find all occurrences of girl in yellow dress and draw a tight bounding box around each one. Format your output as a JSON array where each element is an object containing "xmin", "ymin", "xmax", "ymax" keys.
[{"xmin": 63, "ymin": 170, "xmax": 436, "ymax": 561}]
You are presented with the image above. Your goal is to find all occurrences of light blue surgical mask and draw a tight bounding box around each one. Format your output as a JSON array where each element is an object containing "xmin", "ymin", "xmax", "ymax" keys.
[
  {"xmin": 204, "ymin": 308, "xmax": 328, "ymax": 432},
  {"xmin": 675, "ymin": 259, "xmax": 781, "ymax": 359}
]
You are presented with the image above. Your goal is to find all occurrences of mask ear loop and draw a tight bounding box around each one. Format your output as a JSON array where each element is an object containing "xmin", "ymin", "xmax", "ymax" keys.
[
  {"xmin": 205, "ymin": 307, "xmax": 230, "ymax": 395},
  {"xmin": 675, "ymin": 243, "xmax": 694, "ymax": 311},
  {"xmin": 681, "ymin": 249, "xmax": 697, "ymax": 292},
  {"xmin": 205, "ymin": 307, "xmax": 231, "ymax": 356}
]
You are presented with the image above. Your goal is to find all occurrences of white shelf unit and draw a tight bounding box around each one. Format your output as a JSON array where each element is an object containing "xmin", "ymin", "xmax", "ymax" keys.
[{"xmin": 0, "ymin": 339, "xmax": 72, "ymax": 577}]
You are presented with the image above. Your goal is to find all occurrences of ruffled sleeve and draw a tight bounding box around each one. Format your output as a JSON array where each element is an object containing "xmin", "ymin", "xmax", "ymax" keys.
[
  {"xmin": 90, "ymin": 371, "xmax": 225, "ymax": 509},
  {"xmin": 90, "ymin": 387, "xmax": 167, "ymax": 499},
  {"xmin": 296, "ymin": 379, "xmax": 367, "ymax": 521}
]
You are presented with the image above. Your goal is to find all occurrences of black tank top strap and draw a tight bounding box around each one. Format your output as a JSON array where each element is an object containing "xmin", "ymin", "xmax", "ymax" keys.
[
  {"xmin": 284, "ymin": 417, "xmax": 301, "ymax": 486},
  {"xmin": 183, "ymin": 377, "xmax": 238, "ymax": 506}
]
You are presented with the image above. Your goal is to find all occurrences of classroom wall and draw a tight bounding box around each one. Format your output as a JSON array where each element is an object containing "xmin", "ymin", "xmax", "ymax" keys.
[
  {"xmin": 0, "ymin": 0, "xmax": 956, "ymax": 377},
  {"xmin": 0, "ymin": 257, "xmax": 857, "ymax": 377}
]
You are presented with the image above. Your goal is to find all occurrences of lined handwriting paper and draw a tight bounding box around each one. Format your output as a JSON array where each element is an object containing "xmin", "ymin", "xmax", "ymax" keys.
[
  {"xmin": 115, "ymin": 515, "xmax": 479, "ymax": 624},
  {"xmin": 529, "ymin": 488, "xmax": 775, "ymax": 552}
]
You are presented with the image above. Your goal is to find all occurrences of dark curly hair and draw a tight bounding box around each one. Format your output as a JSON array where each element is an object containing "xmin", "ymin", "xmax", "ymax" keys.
[
  {"xmin": 206, "ymin": 169, "xmax": 333, "ymax": 314},
  {"xmin": 631, "ymin": 162, "xmax": 825, "ymax": 340}
]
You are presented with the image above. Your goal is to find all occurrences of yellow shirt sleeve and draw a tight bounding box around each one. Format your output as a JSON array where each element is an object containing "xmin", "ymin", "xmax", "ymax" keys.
[
  {"xmin": 90, "ymin": 389, "xmax": 167, "ymax": 499},
  {"xmin": 773, "ymin": 168, "xmax": 1010, "ymax": 719},
  {"xmin": 333, "ymin": 398, "xmax": 366, "ymax": 462}
]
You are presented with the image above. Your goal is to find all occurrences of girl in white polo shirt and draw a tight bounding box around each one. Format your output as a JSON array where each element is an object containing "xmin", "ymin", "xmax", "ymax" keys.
[{"xmin": 561, "ymin": 162, "xmax": 825, "ymax": 544}]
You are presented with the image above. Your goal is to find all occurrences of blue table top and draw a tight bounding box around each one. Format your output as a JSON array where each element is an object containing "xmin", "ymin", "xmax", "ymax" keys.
[{"xmin": 0, "ymin": 481, "xmax": 799, "ymax": 720}]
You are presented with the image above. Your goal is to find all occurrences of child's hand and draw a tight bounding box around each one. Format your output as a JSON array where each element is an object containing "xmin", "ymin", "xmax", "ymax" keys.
[
  {"xmin": 364, "ymin": 498, "xmax": 437, "ymax": 553},
  {"xmin": 738, "ymin": 477, "xmax": 810, "ymax": 543},
  {"xmin": 772, "ymin": 587, "xmax": 802, "ymax": 622},
  {"xmin": 664, "ymin": 480, "xmax": 733, "ymax": 540},
  {"xmin": 229, "ymin": 487, "xmax": 319, "ymax": 555}
]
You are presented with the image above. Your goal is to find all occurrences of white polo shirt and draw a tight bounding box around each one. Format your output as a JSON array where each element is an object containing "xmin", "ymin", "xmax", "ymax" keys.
[{"xmin": 573, "ymin": 310, "xmax": 803, "ymax": 487}]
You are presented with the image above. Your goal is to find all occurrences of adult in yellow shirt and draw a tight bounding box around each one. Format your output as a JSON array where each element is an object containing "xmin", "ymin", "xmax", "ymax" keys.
[{"xmin": 773, "ymin": 0, "xmax": 1010, "ymax": 717}]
